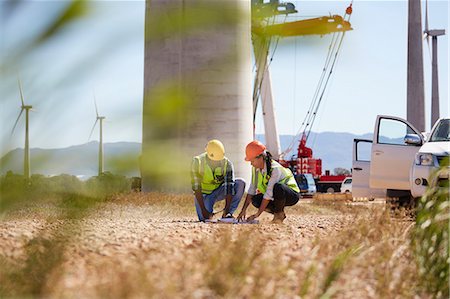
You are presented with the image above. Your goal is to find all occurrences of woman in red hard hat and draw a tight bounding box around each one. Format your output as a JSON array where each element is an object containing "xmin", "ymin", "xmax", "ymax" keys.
[{"xmin": 237, "ymin": 140, "xmax": 300, "ymax": 223}]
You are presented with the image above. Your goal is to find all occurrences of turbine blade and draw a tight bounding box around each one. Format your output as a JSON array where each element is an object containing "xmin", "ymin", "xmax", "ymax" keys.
[
  {"xmin": 11, "ymin": 108, "xmax": 24, "ymax": 135},
  {"xmin": 88, "ymin": 119, "xmax": 98, "ymax": 141},
  {"xmin": 93, "ymin": 92, "xmax": 99, "ymax": 117},
  {"xmin": 425, "ymin": 0, "xmax": 429, "ymax": 32},
  {"xmin": 426, "ymin": 36, "xmax": 432, "ymax": 63},
  {"xmin": 18, "ymin": 78, "xmax": 25, "ymax": 106}
]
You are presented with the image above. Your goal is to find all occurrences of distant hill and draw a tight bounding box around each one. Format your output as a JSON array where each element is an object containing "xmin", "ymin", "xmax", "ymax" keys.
[
  {"xmin": 1, "ymin": 132, "xmax": 373, "ymax": 177},
  {"xmin": 0, "ymin": 142, "xmax": 141, "ymax": 178}
]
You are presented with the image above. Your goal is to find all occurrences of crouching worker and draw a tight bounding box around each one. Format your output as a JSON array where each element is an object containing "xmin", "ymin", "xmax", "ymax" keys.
[
  {"xmin": 191, "ymin": 139, "xmax": 245, "ymax": 221},
  {"xmin": 237, "ymin": 141, "xmax": 300, "ymax": 223}
]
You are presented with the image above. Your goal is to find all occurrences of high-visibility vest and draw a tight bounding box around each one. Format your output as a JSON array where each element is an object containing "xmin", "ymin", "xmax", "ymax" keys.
[
  {"xmin": 194, "ymin": 153, "xmax": 228, "ymax": 194},
  {"xmin": 253, "ymin": 160, "xmax": 299, "ymax": 194}
]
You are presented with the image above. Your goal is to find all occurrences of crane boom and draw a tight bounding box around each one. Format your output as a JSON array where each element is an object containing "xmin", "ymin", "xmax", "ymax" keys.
[{"xmin": 253, "ymin": 15, "xmax": 352, "ymax": 37}]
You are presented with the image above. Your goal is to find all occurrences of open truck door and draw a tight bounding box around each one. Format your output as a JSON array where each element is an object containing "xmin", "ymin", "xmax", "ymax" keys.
[
  {"xmin": 370, "ymin": 115, "xmax": 424, "ymax": 193},
  {"xmin": 352, "ymin": 139, "xmax": 386, "ymax": 199}
]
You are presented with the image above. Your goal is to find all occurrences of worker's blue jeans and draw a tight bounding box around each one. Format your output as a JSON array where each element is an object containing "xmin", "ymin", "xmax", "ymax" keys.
[{"xmin": 194, "ymin": 178, "xmax": 246, "ymax": 221}]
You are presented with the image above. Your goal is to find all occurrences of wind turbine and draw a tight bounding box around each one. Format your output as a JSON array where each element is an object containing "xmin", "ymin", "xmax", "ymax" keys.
[
  {"xmin": 11, "ymin": 79, "xmax": 33, "ymax": 179},
  {"xmin": 88, "ymin": 95, "xmax": 106, "ymax": 176},
  {"xmin": 423, "ymin": 0, "xmax": 445, "ymax": 127}
]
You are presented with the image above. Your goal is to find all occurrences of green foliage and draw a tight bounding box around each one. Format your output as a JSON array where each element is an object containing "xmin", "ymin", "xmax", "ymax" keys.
[
  {"xmin": 85, "ymin": 172, "xmax": 131, "ymax": 198},
  {"xmin": 413, "ymin": 160, "xmax": 449, "ymax": 298}
]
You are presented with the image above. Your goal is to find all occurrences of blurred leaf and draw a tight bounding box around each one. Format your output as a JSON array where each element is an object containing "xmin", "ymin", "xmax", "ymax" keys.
[
  {"xmin": 143, "ymin": 82, "xmax": 194, "ymax": 139},
  {"xmin": 36, "ymin": 0, "xmax": 89, "ymax": 45},
  {"xmin": 413, "ymin": 158, "xmax": 449, "ymax": 298},
  {"xmin": 146, "ymin": 1, "xmax": 241, "ymax": 40},
  {"xmin": 141, "ymin": 142, "xmax": 191, "ymax": 192},
  {"xmin": 107, "ymin": 154, "xmax": 140, "ymax": 177}
]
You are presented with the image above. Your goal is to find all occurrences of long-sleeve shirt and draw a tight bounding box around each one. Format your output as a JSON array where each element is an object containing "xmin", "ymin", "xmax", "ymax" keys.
[
  {"xmin": 191, "ymin": 154, "xmax": 235, "ymax": 195},
  {"xmin": 247, "ymin": 163, "xmax": 283, "ymax": 201}
]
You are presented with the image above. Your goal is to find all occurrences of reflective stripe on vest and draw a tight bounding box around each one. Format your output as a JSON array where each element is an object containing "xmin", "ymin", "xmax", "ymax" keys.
[
  {"xmin": 256, "ymin": 160, "xmax": 299, "ymax": 194},
  {"xmin": 197, "ymin": 153, "xmax": 228, "ymax": 194}
]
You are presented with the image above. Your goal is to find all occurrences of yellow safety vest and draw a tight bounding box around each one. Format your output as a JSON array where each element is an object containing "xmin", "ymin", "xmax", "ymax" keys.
[
  {"xmin": 253, "ymin": 160, "xmax": 299, "ymax": 194},
  {"xmin": 194, "ymin": 153, "xmax": 228, "ymax": 194}
]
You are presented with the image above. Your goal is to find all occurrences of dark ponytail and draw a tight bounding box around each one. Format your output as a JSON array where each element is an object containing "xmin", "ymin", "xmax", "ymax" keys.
[{"xmin": 264, "ymin": 151, "xmax": 273, "ymax": 177}]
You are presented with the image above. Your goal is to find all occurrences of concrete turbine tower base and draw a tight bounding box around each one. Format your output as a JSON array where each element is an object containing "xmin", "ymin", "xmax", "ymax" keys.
[{"xmin": 141, "ymin": 0, "xmax": 253, "ymax": 192}]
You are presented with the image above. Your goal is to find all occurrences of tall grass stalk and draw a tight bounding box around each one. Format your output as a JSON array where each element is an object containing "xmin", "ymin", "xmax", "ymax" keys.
[{"xmin": 413, "ymin": 163, "xmax": 449, "ymax": 298}]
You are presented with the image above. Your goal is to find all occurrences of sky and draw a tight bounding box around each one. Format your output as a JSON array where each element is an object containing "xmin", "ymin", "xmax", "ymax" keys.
[{"xmin": 0, "ymin": 0, "xmax": 448, "ymax": 157}]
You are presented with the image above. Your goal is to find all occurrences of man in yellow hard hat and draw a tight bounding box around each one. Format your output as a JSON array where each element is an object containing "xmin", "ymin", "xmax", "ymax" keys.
[{"xmin": 191, "ymin": 139, "xmax": 245, "ymax": 221}]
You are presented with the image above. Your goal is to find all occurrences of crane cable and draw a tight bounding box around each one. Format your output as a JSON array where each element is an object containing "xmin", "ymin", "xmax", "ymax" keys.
[
  {"xmin": 288, "ymin": 20, "xmax": 340, "ymax": 154},
  {"xmin": 252, "ymin": 14, "xmax": 287, "ymax": 124},
  {"xmin": 281, "ymin": 2, "xmax": 353, "ymax": 157},
  {"xmin": 306, "ymin": 3, "xmax": 353, "ymax": 140}
]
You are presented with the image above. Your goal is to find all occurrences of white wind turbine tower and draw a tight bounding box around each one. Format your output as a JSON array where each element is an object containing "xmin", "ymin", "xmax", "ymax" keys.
[
  {"xmin": 423, "ymin": 0, "xmax": 445, "ymax": 127},
  {"xmin": 11, "ymin": 79, "xmax": 33, "ymax": 179},
  {"xmin": 88, "ymin": 95, "xmax": 106, "ymax": 176}
]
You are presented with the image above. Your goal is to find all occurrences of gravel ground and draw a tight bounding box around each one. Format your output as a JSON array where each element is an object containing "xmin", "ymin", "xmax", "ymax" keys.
[{"xmin": 1, "ymin": 198, "xmax": 416, "ymax": 298}]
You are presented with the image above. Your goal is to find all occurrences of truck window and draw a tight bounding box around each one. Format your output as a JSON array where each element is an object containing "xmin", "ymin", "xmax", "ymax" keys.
[
  {"xmin": 296, "ymin": 175, "xmax": 307, "ymax": 186},
  {"xmin": 305, "ymin": 174, "xmax": 316, "ymax": 185},
  {"xmin": 377, "ymin": 118, "xmax": 416, "ymax": 145},
  {"xmin": 430, "ymin": 119, "xmax": 450, "ymax": 142},
  {"xmin": 356, "ymin": 140, "xmax": 371, "ymax": 161}
]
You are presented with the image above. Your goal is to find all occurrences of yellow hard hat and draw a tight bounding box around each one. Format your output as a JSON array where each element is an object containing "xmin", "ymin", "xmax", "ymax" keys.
[{"xmin": 205, "ymin": 139, "xmax": 225, "ymax": 161}]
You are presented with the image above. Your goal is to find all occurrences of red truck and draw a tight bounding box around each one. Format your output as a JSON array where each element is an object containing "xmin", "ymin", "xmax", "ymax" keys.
[{"xmin": 280, "ymin": 135, "xmax": 349, "ymax": 193}]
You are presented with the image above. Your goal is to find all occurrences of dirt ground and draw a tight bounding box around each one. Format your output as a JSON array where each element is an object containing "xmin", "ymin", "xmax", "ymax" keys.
[{"xmin": 0, "ymin": 194, "xmax": 419, "ymax": 299}]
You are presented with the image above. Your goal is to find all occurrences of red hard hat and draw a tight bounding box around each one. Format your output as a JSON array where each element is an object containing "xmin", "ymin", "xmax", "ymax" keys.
[{"xmin": 245, "ymin": 140, "xmax": 266, "ymax": 161}]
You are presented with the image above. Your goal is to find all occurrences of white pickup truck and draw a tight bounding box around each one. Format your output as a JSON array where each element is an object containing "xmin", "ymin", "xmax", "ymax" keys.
[{"xmin": 352, "ymin": 115, "xmax": 449, "ymax": 205}]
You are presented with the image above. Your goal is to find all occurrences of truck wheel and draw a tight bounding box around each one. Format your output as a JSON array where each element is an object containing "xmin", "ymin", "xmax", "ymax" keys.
[
  {"xmin": 326, "ymin": 187, "xmax": 335, "ymax": 193},
  {"xmin": 398, "ymin": 195, "xmax": 416, "ymax": 209},
  {"xmin": 386, "ymin": 195, "xmax": 416, "ymax": 217}
]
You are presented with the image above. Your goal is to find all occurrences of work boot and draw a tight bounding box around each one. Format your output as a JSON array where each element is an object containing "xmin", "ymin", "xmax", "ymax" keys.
[{"xmin": 272, "ymin": 211, "xmax": 286, "ymax": 224}]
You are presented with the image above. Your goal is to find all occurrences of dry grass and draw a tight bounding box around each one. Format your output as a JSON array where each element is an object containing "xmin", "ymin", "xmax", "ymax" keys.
[{"xmin": 0, "ymin": 191, "xmax": 445, "ymax": 298}]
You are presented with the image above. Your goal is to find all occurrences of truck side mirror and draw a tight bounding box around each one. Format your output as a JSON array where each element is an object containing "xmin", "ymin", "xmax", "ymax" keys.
[{"xmin": 404, "ymin": 134, "xmax": 422, "ymax": 146}]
